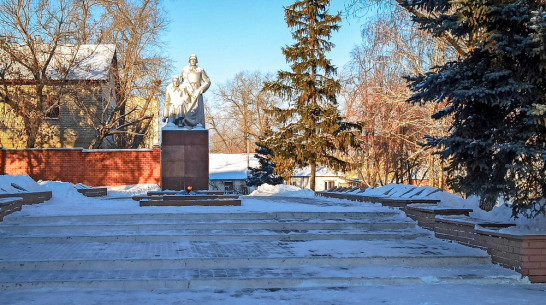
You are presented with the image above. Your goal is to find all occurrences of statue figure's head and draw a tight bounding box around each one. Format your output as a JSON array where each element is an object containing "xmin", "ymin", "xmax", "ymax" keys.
[
  {"xmin": 172, "ymin": 75, "xmax": 179, "ymax": 86},
  {"xmin": 189, "ymin": 54, "xmax": 198, "ymax": 66}
]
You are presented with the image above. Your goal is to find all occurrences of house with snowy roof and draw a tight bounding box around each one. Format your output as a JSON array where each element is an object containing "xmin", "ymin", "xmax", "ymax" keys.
[
  {"xmin": 208, "ymin": 154, "xmax": 349, "ymax": 193},
  {"xmin": 0, "ymin": 43, "xmax": 118, "ymax": 148},
  {"xmin": 209, "ymin": 153, "xmax": 259, "ymax": 194},
  {"xmin": 289, "ymin": 166, "xmax": 348, "ymax": 192}
]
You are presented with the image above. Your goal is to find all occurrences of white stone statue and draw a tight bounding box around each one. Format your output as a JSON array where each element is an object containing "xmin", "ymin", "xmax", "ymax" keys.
[
  {"xmin": 163, "ymin": 75, "xmax": 186, "ymax": 126},
  {"xmin": 178, "ymin": 54, "xmax": 210, "ymax": 128}
]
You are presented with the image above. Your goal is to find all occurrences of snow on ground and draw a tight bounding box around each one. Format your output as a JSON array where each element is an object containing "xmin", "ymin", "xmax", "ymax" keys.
[
  {"xmin": 1, "ymin": 175, "xmax": 544, "ymax": 232},
  {"xmin": 1, "ymin": 284, "xmax": 546, "ymax": 305},
  {"xmin": 2, "ymin": 176, "xmax": 390, "ymax": 217},
  {"xmin": 0, "ymin": 174, "xmax": 43, "ymax": 193},
  {"xmin": 248, "ymin": 183, "xmax": 316, "ymax": 197},
  {"xmin": 107, "ymin": 184, "xmax": 161, "ymax": 197}
]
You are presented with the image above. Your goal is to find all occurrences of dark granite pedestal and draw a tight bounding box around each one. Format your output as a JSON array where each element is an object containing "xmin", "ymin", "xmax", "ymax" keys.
[{"xmin": 161, "ymin": 128, "xmax": 209, "ymax": 190}]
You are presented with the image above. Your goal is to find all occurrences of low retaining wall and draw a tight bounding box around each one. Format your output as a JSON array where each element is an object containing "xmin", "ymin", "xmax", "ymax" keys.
[
  {"xmin": 316, "ymin": 191, "xmax": 440, "ymax": 207},
  {"xmin": 0, "ymin": 147, "xmax": 161, "ymax": 186},
  {"xmin": 0, "ymin": 191, "xmax": 53, "ymax": 205},
  {"xmin": 432, "ymin": 216, "xmax": 546, "ymax": 283},
  {"xmin": 319, "ymin": 191, "xmax": 546, "ymax": 283},
  {"xmin": 404, "ymin": 205, "xmax": 473, "ymax": 231}
]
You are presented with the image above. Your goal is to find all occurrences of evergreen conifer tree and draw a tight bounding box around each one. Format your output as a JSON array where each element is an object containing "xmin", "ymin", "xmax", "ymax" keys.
[
  {"xmin": 264, "ymin": 0, "xmax": 359, "ymax": 191},
  {"xmin": 246, "ymin": 139, "xmax": 284, "ymax": 187},
  {"xmin": 405, "ymin": 0, "xmax": 546, "ymax": 217}
]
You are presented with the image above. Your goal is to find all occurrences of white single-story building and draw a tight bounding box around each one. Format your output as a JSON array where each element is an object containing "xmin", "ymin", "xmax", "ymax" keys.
[
  {"xmin": 208, "ymin": 154, "xmax": 349, "ymax": 193},
  {"xmin": 288, "ymin": 166, "xmax": 347, "ymax": 192},
  {"xmin": 209, "ymin": 153, "xmax": 258, "ymax": 194}
]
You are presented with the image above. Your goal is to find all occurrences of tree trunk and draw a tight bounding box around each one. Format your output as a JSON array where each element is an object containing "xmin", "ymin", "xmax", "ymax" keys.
[
  {"xmin": 90, "ymin": 127, "xmax": 108, "ymax": 149},
  {"xmin": 439, "ymin": 159, "xmax": 445, "ymax": 190},
  {"xmin": 25, "ymin": 127, "xmax": 37, "ymax": 148},
  {"xmin": 429, "ymin": 154, "xmax": 436, "ymax": 188},
  {"xmin": 310, "ymin": 161, "xmax": 316, "ymax": 191},
  {"xmin": 23, "ymin": 114, "xmax": 40, "ymax": 148}
]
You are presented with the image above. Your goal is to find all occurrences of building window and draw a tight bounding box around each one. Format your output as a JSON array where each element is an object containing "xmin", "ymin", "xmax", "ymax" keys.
[
  {"xmin": 44, "ymin": 94, "xmax": 60, "ymax": 119},
  {"xmin": 224, "ymin": 181, "xmax": 234, "ymax": 191}
]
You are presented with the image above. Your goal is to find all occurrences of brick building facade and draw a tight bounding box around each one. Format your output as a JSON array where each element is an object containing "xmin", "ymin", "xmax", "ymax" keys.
[{"xmin": 0, "ymin": 44, "xmax": 118, "ymax": 149}]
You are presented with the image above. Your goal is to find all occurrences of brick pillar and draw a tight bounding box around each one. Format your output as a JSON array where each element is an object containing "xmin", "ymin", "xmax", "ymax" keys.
[{"xmin": 161, "ymin": 129, "xmax": 209, "ymax": 190}]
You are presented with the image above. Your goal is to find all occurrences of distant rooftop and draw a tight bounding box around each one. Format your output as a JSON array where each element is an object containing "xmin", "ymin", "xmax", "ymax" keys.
[
  {"xmin": 209, "ymin": 154, "xmax": 345, "ymax": 180},
  {"xmin": 292, "ymin": 166, "xmax": 344, "ymax": 177},
  {"xmin": 209, "ymin": 153, "xmax": 259, "ymax": 180},
  {"xmin": 1, "ymin": 44, "xmax": 116, "ymax": 81}
]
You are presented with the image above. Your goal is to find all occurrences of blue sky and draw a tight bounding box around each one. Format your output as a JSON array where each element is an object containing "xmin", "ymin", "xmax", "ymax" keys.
[{"xmin": 162, "ymin": 0, "xmax": 365, "ymax": 86}]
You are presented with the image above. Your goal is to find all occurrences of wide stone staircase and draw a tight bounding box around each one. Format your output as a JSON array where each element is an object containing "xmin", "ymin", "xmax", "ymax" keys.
[{"xmin": 0, "ymin": 206, "xmax": 525, "ymax": 290}]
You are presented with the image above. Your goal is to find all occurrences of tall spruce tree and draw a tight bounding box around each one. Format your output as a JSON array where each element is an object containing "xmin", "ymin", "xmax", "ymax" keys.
[
  {"xmin": 405, "ymin": 0, "xmax": 546, "ymax": 217},
  {"xmin": 264, "ymin": 0, "xmax": 359, "ymax": 191},
  {"xmin": 246, "ymin": 138, "xmax": 284, "ymax": 187}
]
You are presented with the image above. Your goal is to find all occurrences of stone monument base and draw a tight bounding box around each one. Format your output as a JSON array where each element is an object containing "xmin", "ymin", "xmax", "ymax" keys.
[{"xmin": 161, "ymin": 128, "xmax": 209, "ymax": 190}]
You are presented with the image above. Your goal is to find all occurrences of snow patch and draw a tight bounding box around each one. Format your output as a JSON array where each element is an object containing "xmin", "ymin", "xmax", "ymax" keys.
[
  {"xmin": 107, "ymin": 184, "xmax": 161, "ymax": 197},
  {"xmin": 0, "ymin": 175, "xmax": 42, "ymax": 193},
  {"xmin": 2, "ymin": 174, "xmax": 545, "ymax": 234},
  {"xmin": 249, "ymin": 184, "xmax": 315, "ymax": 197},
  {"xmin": 38, "ymin": 181, "xmax": 87, "ymax": 200}
]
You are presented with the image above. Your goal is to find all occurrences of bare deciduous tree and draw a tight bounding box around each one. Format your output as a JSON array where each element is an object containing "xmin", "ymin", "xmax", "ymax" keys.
[
  {"xmin": 345, "ymin": 0, "xmax": 469, "ymax": 57},
  {"xmin": 88, "ymin": 0, "xmax": 169, "ymax": 148},
  {"xmin": 209, "ymin": 71, "xmax": 279, "ymax": 154},
  {"xmin": 342, "ymin": 6, "xmax": 454, "ymax": 187},
  {"xmin": 0, "ymin": 0, "xmax": 89, "ymax": 148}
]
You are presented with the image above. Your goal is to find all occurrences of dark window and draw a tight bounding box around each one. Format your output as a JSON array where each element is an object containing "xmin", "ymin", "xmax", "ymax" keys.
[
  {"xmin": 44, "ymin": 94, "xmax": 59, "ymax": 119},
  {"xmin": 224, "ymin": 181, "xmax": 234, "ymax": 191}
]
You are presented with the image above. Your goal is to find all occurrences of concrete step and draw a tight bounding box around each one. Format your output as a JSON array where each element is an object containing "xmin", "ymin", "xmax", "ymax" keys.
[
  {"xmin": 0, "ymin": 221, "xmax": 417, "ymax": 234},
  {"xmin": 0, "ymin": 229, "xmax": 430, "ymax": 243},
  {"xmin": 0, "ymin": 211, "xmax": 415, "ymax": 234},
  {"xmin": 0, "ymin": 215, "xmax": 414, "ymax": 227},
  {"xmin": 2, "ymin": 211, "xmax": 400, "ymax": 223},
  {"xmin": 0, "ymin": 264, "xmax": 523, "ymax": 290},
  {"xmin": 0, "ymin": 255, "xmax": 493, "ymax": 271}
]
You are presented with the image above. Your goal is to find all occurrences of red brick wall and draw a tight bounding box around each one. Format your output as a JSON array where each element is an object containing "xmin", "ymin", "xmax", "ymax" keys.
[
  {"xmin": 429, "ymin": 215, "xmax": 546, "ymax": 283},
  {"xmin": 0, "ymin": 147, "xmax": 160, "ymax": 186},
  {"xmin": 522, "ymin": 237, "xmax": 546, "ymax": 283}
]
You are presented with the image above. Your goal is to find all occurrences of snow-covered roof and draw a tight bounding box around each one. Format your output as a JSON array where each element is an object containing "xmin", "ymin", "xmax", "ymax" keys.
[
  {"xmin": 209, "ymin": 153, "xmax": 259, "ymax": 180},
  {"xmin": 1, "ymin": 44, "xmax": 116, "ymax": 81},
  {"xmin": 292, "ymin": 166, "xmax": 344, "ymax": 178},
  {"xmin": 208, "ymin": 155, "xmax": 345, "ymax": 180}
]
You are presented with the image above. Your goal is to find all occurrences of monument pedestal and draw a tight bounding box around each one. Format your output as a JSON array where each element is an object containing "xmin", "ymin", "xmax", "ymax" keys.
[{"xmin": 161, "ymin": 128, "xmax": 209, "ymax": 190}]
